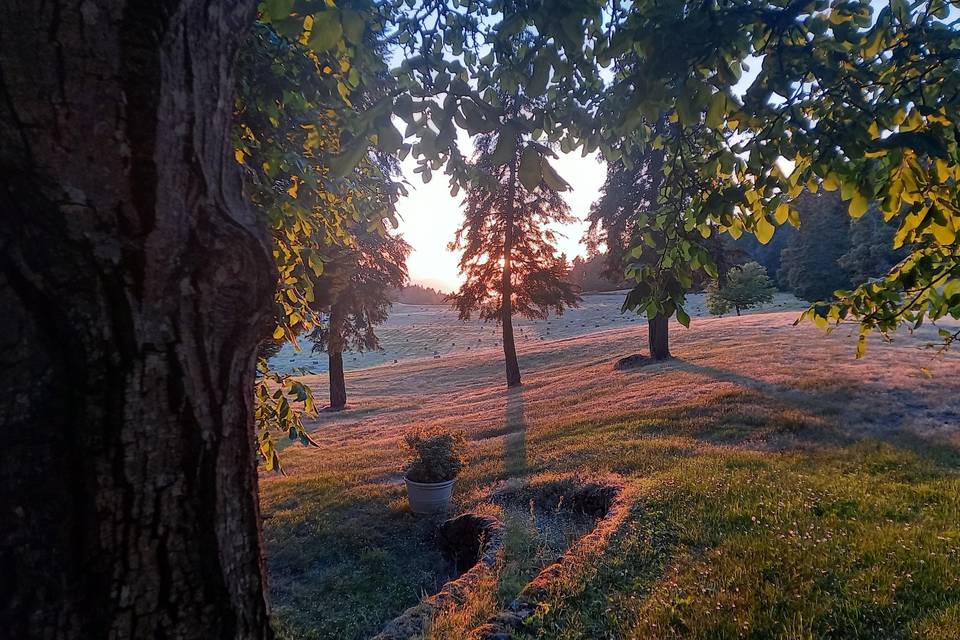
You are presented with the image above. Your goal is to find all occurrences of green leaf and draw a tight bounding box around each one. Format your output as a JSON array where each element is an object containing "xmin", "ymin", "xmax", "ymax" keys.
[
  {"xmin": 540, "ymin": 157, "xmax": 570, "ymax": 192},
  {"xmin": 329, "ymin": 140, "xmax": 367, "ymax": 178},
  {"xmin": 307, "ymin": 251, "xmax": 325, "ymax": 277},
  {"xmin": 262, "ymin": 0, "xmax": 294, "ymax": 20},
  {"xmin": 340, "ymin": 9, "xmax": 365, "ymax": 44},
  {"xmin": 705, "ymin": 92, "xmax": 727, "ymax": 129},
  {"xmin": 518, "ymin": 146, "xmax": 542, "ymax": 190},
  {"xmin": 676, "ymin": 307, "xmax": 690, "ymax": 328},
  {"xmin": 377, "ymin": 121, "xmax": 403, "ymax": 154},
  {"xmin": 528, "ymin": 55, "xmax": 550, "ymax": 97},
  {"xmin": 308, "ymin": 10, "xmax": 342, "ymax": 52}
]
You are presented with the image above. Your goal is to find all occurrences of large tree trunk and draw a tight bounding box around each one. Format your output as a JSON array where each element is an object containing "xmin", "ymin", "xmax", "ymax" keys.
[
  {"xmin": 0, "ymin": 2, "xmax": 274, "ymax": 639},
  {"xmin": 501, "ymin": 152, "xmax": 521, "ymax": 387},
  {"xmin": 327, "ymin": 304, "xmax": 347, "ymax": 410},
  {"xmin": 648, "ymin": 313, "xmax": 672, "ymax": 360}
]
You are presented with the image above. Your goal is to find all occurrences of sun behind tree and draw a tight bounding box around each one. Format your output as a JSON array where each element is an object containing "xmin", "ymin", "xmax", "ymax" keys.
[{"xmin": 449, "ymin": 113, "xmax": 580, "ymax": 387}]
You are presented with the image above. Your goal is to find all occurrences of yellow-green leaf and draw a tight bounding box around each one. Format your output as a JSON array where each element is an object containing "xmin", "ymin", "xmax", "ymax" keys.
[
  {"xmin": 308, "ymin": 10, "xmax": 342, "ymax": 52},
  {"xmin": 518, "ymin": 146, "xmax": 542, "ymax": 190},
  {"xmin": 755, "ymin": 215, "xmax": 775, "ymax": 245},
  {"xmin": 849, "ymin": 192, "xmax": 869, "ymax": 218},
  {"xmin": 774, "ymin": 203, "xmax": 790, "ymax": 225},
  {"xmin": 540, "ymin": 157, "xmax": 570, "ymax": 192}
]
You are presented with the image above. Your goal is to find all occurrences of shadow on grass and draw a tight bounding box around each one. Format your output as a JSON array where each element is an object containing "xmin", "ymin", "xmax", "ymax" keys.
[
  {"xmin": 504, "ymin": 387, "xmax": 528, "ymax": 481},
  {"xmin": 264, "ymin": 478, "xmax": 457, "ymax": 640},
  {"xmin": 666, "ymin": 358, "xmax": 960, "ymax": 466},
  {"xmin": 525, "ymin": 357, "xmax": 959, "ymax": 481}
]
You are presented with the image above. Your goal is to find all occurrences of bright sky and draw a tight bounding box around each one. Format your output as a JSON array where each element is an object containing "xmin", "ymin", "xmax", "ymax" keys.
[{"xmin": 395, "ymin": 151, "xmax": 607, "ymax": 292}]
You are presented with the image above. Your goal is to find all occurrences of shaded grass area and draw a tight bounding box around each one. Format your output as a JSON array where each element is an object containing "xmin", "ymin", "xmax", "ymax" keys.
[
  {"xmin": 263, "ymin": 476, "xmax": 456, "ymax": 640},
  {"xmin": 264, "ymin": 385, "xmax": 960, "ymax": 639}
]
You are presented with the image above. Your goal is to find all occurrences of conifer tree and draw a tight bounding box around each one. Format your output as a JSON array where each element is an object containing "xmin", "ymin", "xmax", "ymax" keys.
[
  {"xmin": 779, "ymin": 192, "xmax": 852, "ymax": 302},
  {"xmin": 310, "ymin": 228, "xmax": 409, "ymax": 410},
  {"xmin": 706, "ymin": 262, "xmax": 777, "ymax": 316},
  {"xmin": 450, "ymin": 108, "xmax": 580, "ymax": 387}
]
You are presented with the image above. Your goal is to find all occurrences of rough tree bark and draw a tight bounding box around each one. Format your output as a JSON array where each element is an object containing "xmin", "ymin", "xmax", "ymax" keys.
[
  {"xmin": 327, "ymin": 304, "xmax": 347, "ymax": 410},
  {"xmin": 501, "ymin": 152, "xmax": 522, "ymax": 387},
  {"xmin": 647, "ymin": 313, "xmax": 672, "ymax": 360},
  {"xmin": 0, "ymin": 2, "xmax": 275, "ymax": 639}
]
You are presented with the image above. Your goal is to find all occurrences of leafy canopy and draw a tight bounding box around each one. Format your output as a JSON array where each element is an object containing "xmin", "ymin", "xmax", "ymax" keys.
[{"xmin": 246, "ymin": 0, "xmax": 960, "ymax": 453}]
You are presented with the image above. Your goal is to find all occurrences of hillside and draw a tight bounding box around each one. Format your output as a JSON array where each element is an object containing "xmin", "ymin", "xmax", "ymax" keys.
[{"xmin": 262, "ymin": 312, "xmax": 960, "ymax": 640}]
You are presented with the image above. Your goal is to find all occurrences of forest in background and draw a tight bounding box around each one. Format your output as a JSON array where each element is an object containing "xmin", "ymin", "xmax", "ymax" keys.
[{"xmin": 571, "ymin": 190, "xmax": 904, "ymax": 302}]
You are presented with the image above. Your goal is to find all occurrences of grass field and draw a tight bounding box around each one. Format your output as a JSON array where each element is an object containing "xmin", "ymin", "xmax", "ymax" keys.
[
  {"xmin": 268, "ymin": 291, "xmax": 806, "ymax": 374},
  {"xmin": 261, "ymin": 311, "xmax": 960, "ymax": 640}
]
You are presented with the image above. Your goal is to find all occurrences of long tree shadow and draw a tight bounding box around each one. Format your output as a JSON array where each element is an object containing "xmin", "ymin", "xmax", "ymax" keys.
[
  {"xmin": 504, "ymin": 386, "xmax": 528, "ymax": 481},
  {"xmin": 661, "ymin": 357, "xmax": 960, "ymax": 465}
]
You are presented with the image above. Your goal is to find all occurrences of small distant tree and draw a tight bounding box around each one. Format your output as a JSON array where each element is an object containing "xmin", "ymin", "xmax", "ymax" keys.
[
  {"xmin": 706, "ymin": 262, "xmax": 777, "ymax": 317},
  {"xmin": 450, "ymin": 108, "xmax": 580, "ymax": 387},
  {"xmin": 311, "ymin": 229, "xmax": 410, "ymax": 410}
]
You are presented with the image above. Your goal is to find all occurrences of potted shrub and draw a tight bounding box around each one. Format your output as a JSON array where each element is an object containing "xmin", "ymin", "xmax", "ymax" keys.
[{"xmin": 403, "ymin": 427, "xmax": 466, "ymax": 514}]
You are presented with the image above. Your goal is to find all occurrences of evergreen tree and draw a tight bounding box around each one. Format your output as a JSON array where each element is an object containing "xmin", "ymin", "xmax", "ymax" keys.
[
  {"xmin": 450, "ymin": 108, "xmax": 580, "ymax": 387},
  {"xmin": 569, "ymin": 254, "xmax": 629, "ymax": 292},
  {"xmin": 392, "ymin": 284, "xmax": 448, "ymax": 305},
  {"xmin": 733, "ymin": 225, "xmax": 798, "ymax": 282},
  {"xmin": 839, "ymin": 214, "xmax": 907, "ymax": 287},
  {"xmin": 706, "ymin": 262, "xmax": 777, "ymax": 316},
  {"xmin": 779, "ymin": 192, "xmax": 852, "ymax": 302},
  {"xmin": 310, "ymin": 228, "xmax": 410, "ymax": 410}
]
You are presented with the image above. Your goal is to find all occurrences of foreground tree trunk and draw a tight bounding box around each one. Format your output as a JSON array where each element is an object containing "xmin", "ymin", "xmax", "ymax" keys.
[
  {"xmin": 327, "ymin": 305, "xmax": 347, "ymax": 410},
  {"xmin": 0, "ymin": 2, "xmax": 274, "ymax": 639},
  {"xmin": 501, "ymin": 155, "xmax": 522, "ymax": 387},
  {"xmin": 648, "ymin": 314, "xmax": 672, "ymax": 360}
]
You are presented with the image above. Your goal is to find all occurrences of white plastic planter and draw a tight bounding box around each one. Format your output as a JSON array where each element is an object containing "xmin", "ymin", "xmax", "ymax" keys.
[{"xmin": 405, "ymin": 477, "xmax": 455, "ymax": 514}]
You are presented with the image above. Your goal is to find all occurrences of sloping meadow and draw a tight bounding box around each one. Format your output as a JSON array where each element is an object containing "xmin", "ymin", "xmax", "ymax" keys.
[{"xmin": 262, "ymin": 313, "xmax": 960, "ymax": 639}]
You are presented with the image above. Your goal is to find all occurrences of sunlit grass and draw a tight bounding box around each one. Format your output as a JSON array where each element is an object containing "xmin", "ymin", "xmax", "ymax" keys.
[
  {"xmin": 261, "ymin": 314, "xmax": 960, "ymax": 639},
  {"xmin": 521, "ymin": 444, "xmax": 960, "ymax": 639}
]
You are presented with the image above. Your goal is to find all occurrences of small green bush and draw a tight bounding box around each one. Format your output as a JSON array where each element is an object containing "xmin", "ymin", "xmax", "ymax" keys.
[{"xmin": 403, "ymin": 427, "xmax": 467, "ymax": 483}]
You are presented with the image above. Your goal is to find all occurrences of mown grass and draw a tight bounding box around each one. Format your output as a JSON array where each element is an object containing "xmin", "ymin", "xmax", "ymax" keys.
[
  {"xmin": 520, "ymin": 444, "xmax": 960, "ymax": 639},
  {"xmin": 263, "ymin": 474, "xmax": 456, "ymax": 640},
  {"xmin": 263, "ymin": 384, "xmax": 960, "ymax": 640}
]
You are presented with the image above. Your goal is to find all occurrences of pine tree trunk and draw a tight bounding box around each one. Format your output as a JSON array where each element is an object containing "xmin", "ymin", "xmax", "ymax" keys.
[
  {"xmin": 501, "ymin": 151, "xmax": 522, "ymax": 387},
  {"xmin": 327, "ymin": 305, "xmax": 347, "ymax": 410},
  {"xmin": 328, "ymin": 353, "xmax": 347, "ymax": 410},
  {"xmin": 648, "ymin": 314, "xmax": 672, "ymax": 360},
  {"xmin": 0, "ymin": 2, "xmax": 273, "ymax": 639}
]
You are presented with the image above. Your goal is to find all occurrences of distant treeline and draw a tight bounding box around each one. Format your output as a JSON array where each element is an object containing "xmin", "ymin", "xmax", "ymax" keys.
[
  {"xmin": 736, "ymin": 191, "xmax": 904, "ymax": 302},
  {"xmin": 389, "ymin": 284, "xmax": 449, "ymax": 305},
  {"xmin": 571, "ymin": 191, "xmax": 903, "ymax": 302},
  {"xmin": 568, "ymin": 255, "xmax": 629, "ymax": 292}
]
